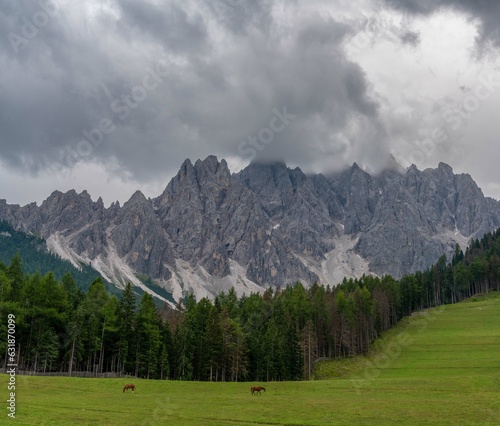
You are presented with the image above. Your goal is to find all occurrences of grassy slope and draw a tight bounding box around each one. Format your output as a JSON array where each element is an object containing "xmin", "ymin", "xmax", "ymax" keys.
[{"xmin": 3, "ymin": 293, "xmax": 500, "ymax": 425}]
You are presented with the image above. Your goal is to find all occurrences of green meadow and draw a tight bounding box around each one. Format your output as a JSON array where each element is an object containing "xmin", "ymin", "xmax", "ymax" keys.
[{"xmin": 3, "ymin": 292, "xmax": 500, "ymax": 425}]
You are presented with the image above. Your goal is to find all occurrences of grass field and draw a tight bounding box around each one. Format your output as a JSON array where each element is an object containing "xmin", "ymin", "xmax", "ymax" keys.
[{"xmin": 3, "ymin": 292, "xmax": 500, "ymax": 425}]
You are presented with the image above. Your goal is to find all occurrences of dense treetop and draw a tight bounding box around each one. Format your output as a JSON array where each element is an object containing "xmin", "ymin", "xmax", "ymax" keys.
[{"xmin": 1, "ymin": 227, "xmax": 500, "ymax": 381}]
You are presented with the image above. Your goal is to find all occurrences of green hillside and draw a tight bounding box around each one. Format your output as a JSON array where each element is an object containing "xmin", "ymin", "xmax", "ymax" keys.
[
  {"xmin": 5, "ymin": 292, "xmax": 500, "ymax": 425},
  {"xmin": 0, "ymin": 221, "xmax": 118, "ymax": 295},
  {"xmin": 317, "ymin": 291, "xmax": 500, "ymax": 377}
]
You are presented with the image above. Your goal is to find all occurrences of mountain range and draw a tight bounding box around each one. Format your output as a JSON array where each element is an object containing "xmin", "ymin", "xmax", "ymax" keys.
[{"xmin": 1, "ymin": 156, "xmax": 499, "ymax": 303}]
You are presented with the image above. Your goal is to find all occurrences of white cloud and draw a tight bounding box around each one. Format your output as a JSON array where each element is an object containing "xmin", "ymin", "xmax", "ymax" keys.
[{"xmin": 0, "ymin": 159, "xmax": 177, "ymax": 206}]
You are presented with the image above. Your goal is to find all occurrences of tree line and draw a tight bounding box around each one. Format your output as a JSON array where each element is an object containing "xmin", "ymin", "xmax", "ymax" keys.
[
  {"xmin": 0, "ymin": 220, "xmax": 116, "ymax": 294},
  {"xmin": 1, "ymin": 228, "xmax": 500, "ymax": 381}
]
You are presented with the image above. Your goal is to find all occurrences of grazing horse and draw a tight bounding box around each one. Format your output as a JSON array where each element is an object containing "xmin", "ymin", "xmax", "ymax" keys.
[
  {"xmin": 123, "ymin": 383, "xmax": 135, "ymax": 393},
  {"xmin": 250, "ymin": 386, "xmax": 266, "ymax": 395}
]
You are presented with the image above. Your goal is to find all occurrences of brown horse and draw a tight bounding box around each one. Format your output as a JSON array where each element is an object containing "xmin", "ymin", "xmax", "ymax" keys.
[
  {"xmin": 250, "ymin": 386, "xmax": 265, "ymax": 395},
  {"xmin": 123, "ymin": 383, "xmax": 135, "ymax": 393}
]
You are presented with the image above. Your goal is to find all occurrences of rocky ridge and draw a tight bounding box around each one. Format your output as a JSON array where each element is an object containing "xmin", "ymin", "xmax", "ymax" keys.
[{"xmin": 1, "ymin": 156, "xmax": 498, "ymax": 302}]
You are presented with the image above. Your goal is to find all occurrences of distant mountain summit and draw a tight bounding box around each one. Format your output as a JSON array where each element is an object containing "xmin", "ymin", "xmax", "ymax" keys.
[{"xmin": 1, "ymin": 156, "xmax": 499, "ymax": 302}]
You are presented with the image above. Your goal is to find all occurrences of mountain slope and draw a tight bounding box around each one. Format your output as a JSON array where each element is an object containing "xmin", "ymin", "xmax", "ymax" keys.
[
  {"xmin": 1, "ymin": 157, "xmax": 499, "ymax": 302},
  {"xmin": 0, "ymin": 220, "xmax": 117, "ymax": 294}
]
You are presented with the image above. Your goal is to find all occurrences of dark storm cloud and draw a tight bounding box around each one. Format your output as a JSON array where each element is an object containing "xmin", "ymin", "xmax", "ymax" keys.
[
  {"xmin": 115, "ymin": 0, "xmax": 208, "ymax": 54},
  {"xmin": 0, "ymin": 1, "xmax": 90, "ymax": 170},
  {"xmin": 202, "ymin": 0, "xmax": 275, "ymax": 35},
  {"xmin": 0, "ymin": 0, "xmax": 391, "ymax": 186},
  {"xmin": 383, "ymin": 0, "xmax": 500, "ymax": 48},
  {"xmin": 0, "ymin": 1, "xmax": 135, "ymax": 173}
]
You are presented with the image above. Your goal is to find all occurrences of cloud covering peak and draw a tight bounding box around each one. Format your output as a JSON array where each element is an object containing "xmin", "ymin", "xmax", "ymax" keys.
[
  {"xmin": 0, "ymin": 0, "xmax": 391, "ymax": 185},
  {"xmin": 1, "ymin": 0, "xmax": 500, "ymax": 205}
]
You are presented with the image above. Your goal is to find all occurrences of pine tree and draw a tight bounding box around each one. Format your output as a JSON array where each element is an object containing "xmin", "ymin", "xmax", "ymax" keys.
[
  {"xmin": 284, "ymin": 321, "xmax": 302, "ymax": 380},
  {"xmin": 301, "ymin": 319, "xmax": 317, "ymax": 380},
  {"xmin": 7, "ymin": 253, "xmax": 24, "ymax": 301},
  {"xmin": 116, "ymin": 283, "xmax": 137, "ymax": 375},
  {"xmin": 136, "ymin": 293, "xmax": 161, "ymax": 379},
  {"xmin": 158, "ymin": 321, "xmax": 171, "ymax": 380},
  {"xmin": 204, "ymin": 305, "xmax": 222, "ymax": 381},
  {"xmin": 0, "ymin": 268, "xmax": 12, "ymax": 301},
  {"xmin": 61, "ymin": 272, "xmax": 84, "ymax": 310},
  {"xmin": 79, "ymin": 278, "xmax": 110, "ymax": 374}
]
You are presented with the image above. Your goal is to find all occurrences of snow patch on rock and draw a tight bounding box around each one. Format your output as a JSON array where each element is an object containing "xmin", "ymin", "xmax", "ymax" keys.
[
  {"xmin": 295, "ymin": 234, "xmax": 373, "ymax": 286},
  {"xmin": 164, "ymin": 258, "xmax": 265, "ymax": 301}
]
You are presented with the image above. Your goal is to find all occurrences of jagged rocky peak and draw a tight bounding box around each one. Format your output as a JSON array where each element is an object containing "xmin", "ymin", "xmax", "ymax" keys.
[
  {"xmin": 1, "ymin": 157, "xmax": 500, "ymax": 303},
  {"xmin": 193, "ymin": 156, "xmax": 231, "ymax": 191},
  {"xmin": 350, "ymin": 161, "xmax": 363, "ymax": 172},
  {"xmin": 194, "ymin": 155, "xmax": 230, "ymax": 179},
  {"xmin": 107, "ymin": 200, "xmax": 121, "ymax": 217},
  {"xmin": 41, "ymin": 189, "xmax": 65, "ymax": 205},
  {"xmin": 35, "ymin": 188, "xmax": 99, "ymax": 234},
  {"xmin": 405, "ymin": 164, "xmax": 423, "ymax": 197},
  {"xmin": 333, "ymin": 161, "xmax": 374, "ymax": 191},
  {"xmin": 383, "ymin": 155, "xmax": 406, "ymax": 173},
  {"xmin": 79, "ymin": 189, "xmax": 92, "ymax": 199},
  {"xmin": 125, "ymin": 190, "xmax": 148, "ymax": 206},
  {"xmin": 41, "ymin": 188, "xmax": 93, "ymax": 208},
  {"xmin": 348, "ymin": 161, "xmax": 373, "ymax": 177},
  {"xmin": 237, "ymin": 160, "xmax": 305, "ymax": 195},
  {"xmin": 437, "ymin": 161, "xmax": 454, "ymax": 174},
  {"xmin": 96, "ymin": 196, "xmax": 104, "ymax": 208},
  {"xmin": 117, "ymin": 191, "xmax": 157, "ymax": 228},
  {"xmin": 174, "ymin": 157, "xmax": 195, "ymax": 185},
  {"xmin": 157, "ymin": 156, "xmax": 230, "ymax": 205}
]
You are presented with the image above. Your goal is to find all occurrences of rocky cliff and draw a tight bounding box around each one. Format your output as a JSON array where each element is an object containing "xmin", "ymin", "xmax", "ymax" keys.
[{"xmin": 1, "ymin": 156, "xmax": 498, "ymax": 302}]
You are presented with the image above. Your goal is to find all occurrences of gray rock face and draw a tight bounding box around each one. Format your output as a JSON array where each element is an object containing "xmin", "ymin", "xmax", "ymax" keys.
[
  {"xmin": 350, "ymin": 162, "xmax": 500, "ymax": 277},
  {"xmin": 1, "ymin": 156, "xmax": 499, "ymax": 301}
]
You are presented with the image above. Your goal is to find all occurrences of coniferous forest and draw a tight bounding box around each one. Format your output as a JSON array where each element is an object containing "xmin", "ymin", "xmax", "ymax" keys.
[
  {"xmin": 1, "ymin": 228, "xmax": 500, "ymax": 382},
  {"xmin": 0, "ymin": 220, "xmax": 118, "ymax": 295}
]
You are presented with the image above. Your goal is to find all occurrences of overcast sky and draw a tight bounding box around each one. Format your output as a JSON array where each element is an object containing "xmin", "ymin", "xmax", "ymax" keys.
[{"xmin": 1, "ymin": 0, "xmax": 500, "ymax": 206}]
